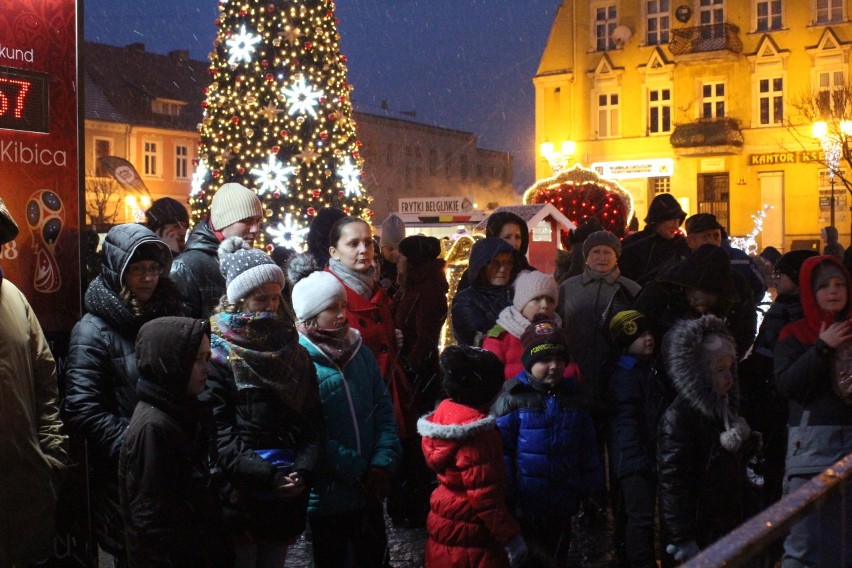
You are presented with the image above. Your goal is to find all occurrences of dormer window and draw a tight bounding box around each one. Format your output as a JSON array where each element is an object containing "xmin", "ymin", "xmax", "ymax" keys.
[{"xmin": 152, "ymin": 98, "xmax": 185, "ymax": 116}]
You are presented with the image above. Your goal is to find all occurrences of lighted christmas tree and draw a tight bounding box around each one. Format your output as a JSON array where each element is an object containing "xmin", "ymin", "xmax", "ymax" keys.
[
  {"xmin": 523, "ymin": 164, "xmax": 634, "ymax": 238},
  {"xmin": 191, "ymin": 0, "xmax": 372, "ymax": 250}
]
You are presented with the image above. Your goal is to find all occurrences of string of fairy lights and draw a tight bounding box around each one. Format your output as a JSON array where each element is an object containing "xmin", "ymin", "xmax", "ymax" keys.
[{"xmin": 191, "ymin": 0, "xmax": 372, "ymax": 250}]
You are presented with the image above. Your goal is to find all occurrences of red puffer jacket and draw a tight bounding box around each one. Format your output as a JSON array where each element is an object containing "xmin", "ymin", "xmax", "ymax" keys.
[
  {"xmin": 418, "ymin": 400, "xmax": 521, "ymax": 567},
  {"xmin": 329, "ymin": 269, "xmax": 416, "ymax": 439}
]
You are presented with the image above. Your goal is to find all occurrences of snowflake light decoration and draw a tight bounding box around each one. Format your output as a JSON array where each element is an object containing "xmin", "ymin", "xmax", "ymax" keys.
[
  {"xmin": 281, "ymin": 76, "xmax": 323, "ymax": 118},
  {"xmin": 226, "ymin": 25, "xmax": 262, "ymax": 65},
  {"xmin": 251, "ymin": 155, "xmax": 296, "ymax": 195},
  {"xmin": 267, "ymin": 213, "xmax": 309, "ymax": 250},
  {"xmin": 336, "ymin": 156, "xmax": 362, "ymax": 197},
  {"xmin": 190, "ymin": 160, "xmax": 209, "ymax": 197}
]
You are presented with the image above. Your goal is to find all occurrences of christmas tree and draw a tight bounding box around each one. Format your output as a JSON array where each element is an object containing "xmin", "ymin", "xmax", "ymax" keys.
[
  {"xmin": 191, "ymin": 0, "xmax": 372, "ymax": 250},
  {"xmin": 523, "ymin": 164, "xmax": 634, "ymax": 238}
]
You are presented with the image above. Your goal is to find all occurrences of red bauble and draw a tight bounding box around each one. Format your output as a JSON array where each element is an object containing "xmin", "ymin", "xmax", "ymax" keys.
[
  {"xmin": 265, "ymin": 244, "xmax": 274, "ymax": 252},
  {"xmin": 337, "ymin": 191, "xmax": 345, "ymax": 199},
  {"xmin": 213, "ymin": 169, "xmax": 221, "ymax": 178},
  {"xmin": 320, "ymin": 131, "xmax": 328, "ymax": 140},
  {"xmin": 214, "ymin": 18, "xmax": 221, "ymax": 26},
  {"xmin": 304, "ymin": 41, "xmax": 313, "ymax": 51},
  {"xmin": 267, "ymin": 4, "xmax": 275, "ymax": 12},
  {"xmin": 312, "ymin": 190, "xmax": 321, "ymax": 199},
  {"xmin": 273, "ymin": 192, "xmax": 281, "ymax": 199},
  {"xmin": 239, "ymin": 9, "xmax": 246, "ymax": 16},
  {"xmin": 265, "ymin": 73, "xmax": 274, "ymax": 82},
  {"xmin": 272, "ymin": 145, "xmax": 280, "ymax": 153},
  {"xmin": 340, "ymin": 55, "xmax": 348, "ymax": 63},
  {"xmin": 237, "ymin": 167, "xmax": 245, "ymax": 175},
  {"xmin": 201, "ymin": 101, "xmax": 208, "ymax": 108},
  {"xmin": 307, "ymin": 207, "xmax": 316, "ymax": 216},
  {"xmin": 355, "ymin": 140, "xmax": 362, "ymax": 147},
  {"xmin": 280, "ymin": 131, "xmax": 290, "ymax": 138},
  {"xmin": 261, "ymin": 60, "xmax": 269, "ymax": 68},
  {"xmin": 231, "ymin": 116, "xmax": 240, "ymax": 124}
]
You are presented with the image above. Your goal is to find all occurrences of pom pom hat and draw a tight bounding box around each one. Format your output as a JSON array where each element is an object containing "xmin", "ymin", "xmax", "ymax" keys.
[
  {"xmin": 439, "ymin": 345, "xmax": 504, "ymax": 408},
  {"xmin": 218, "ymin": 236, "xmax": 285, "ymax": 303}
]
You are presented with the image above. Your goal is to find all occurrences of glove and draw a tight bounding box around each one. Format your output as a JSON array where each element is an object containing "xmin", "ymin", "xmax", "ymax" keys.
[
  {"xmin": 666, "ymin": 541, "xmax": 700, "ymax": 562},
  {"xmin": 504, "ymin": 534, "xmax": 528, "ymax": 568},
  {"xmin": 361, "ymin": 466, "xmax": 390, "ymax": 500}
]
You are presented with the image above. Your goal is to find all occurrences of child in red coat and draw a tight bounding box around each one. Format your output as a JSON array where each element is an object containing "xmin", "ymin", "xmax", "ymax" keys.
[{"xmin": 418, "ymin": 346, "xmax": 527, "ymax": 568}]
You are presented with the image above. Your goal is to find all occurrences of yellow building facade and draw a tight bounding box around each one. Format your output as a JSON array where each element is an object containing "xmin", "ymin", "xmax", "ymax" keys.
[{"xmin": 536, "ymin": 0, "xmax": 852, "ymax": 252}]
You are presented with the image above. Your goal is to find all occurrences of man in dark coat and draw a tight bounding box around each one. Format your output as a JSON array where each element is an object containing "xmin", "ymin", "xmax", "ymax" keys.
[
  {"xmin": 170, "ymin": 183, "xmax": 263, "ymax": 319},
  {"xmin": 119, "ymin": 316, "xmax": 231, "ymax": 567},
  {"xmin": 619, "ymin": 194, "xmax": 689, "ymax": 286}
]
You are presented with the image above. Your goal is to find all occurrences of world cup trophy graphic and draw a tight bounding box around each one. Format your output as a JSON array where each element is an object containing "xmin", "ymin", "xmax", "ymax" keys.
[{"xmin": 26, "ymin": 189, "xmax": 64, "ymax": 293}]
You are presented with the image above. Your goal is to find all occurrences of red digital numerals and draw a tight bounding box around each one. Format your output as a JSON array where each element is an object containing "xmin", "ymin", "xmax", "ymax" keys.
[{"xmin": 0, "ymin": 77, "xmax": 31, "ymax": 119}]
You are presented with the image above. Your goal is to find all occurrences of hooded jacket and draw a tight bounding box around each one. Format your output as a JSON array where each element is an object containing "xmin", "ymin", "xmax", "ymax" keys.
[
  {"xmin": 0, "ymin": 272, "xmax": 68, "ymax": 567},
  {"xmin": 419, "ymin": 399, "xmax": 521, "ymax": 567},
  {"xmin": 658, "ymin": 316, "xmax": 754, "ymax": 549},
  {"xmin": 170, "ymin": 220, "xmax": 224, "ymax": 319},
  {"xmin": 62, "ymin": 224, "xmax": 176, "ymax": 556},
  {"xmin": 456, "ymin": 212, "xmax": 533, "ymax": 294},
  {"xmin": 451, "ymin": 238, "xmax": 515, "ymax": 346},
  {"xmin": 119, "ymin": 317, "xmax": 230, "ymax": 567},
  {"xmin": 773, "ymin": 255, "xmax": 852, "ymax": 475},
  {"xmin": 491, "ymin": 371, "xmax": 604, "ymax": 518}
]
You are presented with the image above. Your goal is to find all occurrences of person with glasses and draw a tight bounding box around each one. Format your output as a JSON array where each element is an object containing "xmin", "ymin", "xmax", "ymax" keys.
[
  {"xmin": 62, "ymin": 224, "xmax": 181, "ymax": 567},
  {"xmin": 451, "ymin": 236, "xmax": 517, "ymax": 346}
]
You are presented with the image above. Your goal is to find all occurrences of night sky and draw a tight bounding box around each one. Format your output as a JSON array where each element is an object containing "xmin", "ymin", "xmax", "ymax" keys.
[{"xmin": 83, "ymin": 0, "xmax": 560, "ymax": 191}]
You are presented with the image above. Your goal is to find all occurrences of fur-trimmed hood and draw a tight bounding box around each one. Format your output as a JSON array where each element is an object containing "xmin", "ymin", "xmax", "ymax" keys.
[{"xmin": 418, "ymin": 400, "xmax": 496, "ymax": 472}]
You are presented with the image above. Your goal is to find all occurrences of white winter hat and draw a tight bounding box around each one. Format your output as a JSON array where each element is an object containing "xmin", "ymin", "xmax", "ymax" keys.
[
  {"xmin": 288, "ymin": 252, "xmax": 347, "ymax": 322},
  {"xmin": 512, "ymin": 270, "xmax": 558, "ymax": 312},
  {"xmin": 218, "ymin": 236, "xmax": 285, "ymax": 303},
  {"xmin": 210, "ymin": 183, "xmax": 263, "ymax": 231}
]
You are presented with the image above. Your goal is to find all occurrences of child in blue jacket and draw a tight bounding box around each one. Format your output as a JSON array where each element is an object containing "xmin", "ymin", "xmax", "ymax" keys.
[{"xmin": 491, "ymin": 314, "xmax": 604, "ymax": 566}]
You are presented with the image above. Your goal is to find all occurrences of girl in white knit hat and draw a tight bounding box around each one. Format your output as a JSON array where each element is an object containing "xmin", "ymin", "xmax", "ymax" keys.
[{"xmin": 288, "ymin": 253, "xmax": 401, "ymax": 568}]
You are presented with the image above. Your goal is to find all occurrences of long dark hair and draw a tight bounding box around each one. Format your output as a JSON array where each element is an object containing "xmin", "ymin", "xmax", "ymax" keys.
[{"xmin": 328, "ymin": 216, "xmax": 371, "ymax": 249}]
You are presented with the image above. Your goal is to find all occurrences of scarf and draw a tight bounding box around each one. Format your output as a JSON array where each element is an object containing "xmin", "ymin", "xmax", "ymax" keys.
[
  {"xmin": 329, "ymin": 258, "xmax": 375, "ymax": 299},
  {"xmin": 85, "ymin": 275, "xmax": 171, "ymax": 336},
  {"xmin": 583, "ymin": 265, "xmax": 622, "ymax": 286},
  {"xmin": 298, "ymin": 323, "xmax": 357, "ymax": 367},
  {"xmin": 210, "ymin": 310, "xmax": 315, "ymax": 412},
  {"xmin": 496, "ymin": 306, "xmax": 563, "ymax": 339}
]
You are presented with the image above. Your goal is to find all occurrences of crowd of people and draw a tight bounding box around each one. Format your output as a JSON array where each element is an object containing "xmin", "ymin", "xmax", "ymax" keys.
[{"xmin": 2, "ymin": 188, "xmax": 851, "ymax": 568}]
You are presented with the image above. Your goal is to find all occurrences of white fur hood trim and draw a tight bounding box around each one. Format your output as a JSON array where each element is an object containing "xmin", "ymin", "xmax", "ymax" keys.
[{"xmin": 417, "ymin": 413, "xmax": 496, "ymax": 440}]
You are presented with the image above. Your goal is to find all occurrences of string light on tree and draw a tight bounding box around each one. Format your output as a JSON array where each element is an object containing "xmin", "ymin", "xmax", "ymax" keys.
[
  {"xmin": 191, "ymin": 0, "xmax": 373, "ymax": 249},
  {"xmin": 267, "ymin": 213, "xmax": 310, "ymax": 250}
]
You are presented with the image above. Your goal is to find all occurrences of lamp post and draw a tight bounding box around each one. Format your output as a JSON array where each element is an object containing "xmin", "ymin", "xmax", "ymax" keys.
[
  {"xmin": 540, "ymin": 140, "xmax": 576, "ymax": 173},
  {"xmin": 813, "ymin": 121, "xmax": 852, "ymax": 230}
]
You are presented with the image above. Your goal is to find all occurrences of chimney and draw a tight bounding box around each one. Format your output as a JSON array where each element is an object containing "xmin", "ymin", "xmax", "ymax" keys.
[
  {"xmin": 168, "ymin": 49, "xmax": 189, "ymax": 61},
  {"xmin": 125, "ymin": 43, "xmax": 145, "ymax": 52}
]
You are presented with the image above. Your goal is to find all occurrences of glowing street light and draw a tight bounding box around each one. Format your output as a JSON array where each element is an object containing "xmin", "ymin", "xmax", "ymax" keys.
[
  {"xmin": 812, "ymin": 120, "xmax": 852, "ymax": 230},
  {"xmin": 540, "ymin": 139, "xmax": 576, "ymax": 173}
]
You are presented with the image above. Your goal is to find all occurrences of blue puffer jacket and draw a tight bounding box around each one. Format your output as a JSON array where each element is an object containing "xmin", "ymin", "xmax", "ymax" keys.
[
  {"xmin": 299, "ymin": 329, "xmax": 401, "ymax": 516},
  {"xmin": 490, "ymin": 371, "xmax": 604, "ymax": 518}
]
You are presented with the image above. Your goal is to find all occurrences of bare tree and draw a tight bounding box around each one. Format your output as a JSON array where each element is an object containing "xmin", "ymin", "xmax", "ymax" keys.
[{"xmin": 85, "ymin": 175, "xmax": 121, "ymax": 227}]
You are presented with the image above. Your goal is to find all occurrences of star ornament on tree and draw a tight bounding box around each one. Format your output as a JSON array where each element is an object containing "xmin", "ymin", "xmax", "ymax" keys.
[
  {"xmin": 337, "ymin": 156, "xmax": 362, "ymax": 197},
  {"xmin": 226, "ymin": 25, "xmax": 262, "ymax": 65},
  {"xmin": 267, "ymin": 213, "xmax": 309, "ymax": 250},
  {"xmin": 281, "ymin": 76, "xmax": 323, "ymax": 118},
  {"xmin": 251, "ymin": 155, "xmax": 296, "ymax": 195},
  {"xmin": 261, "ymin": 102, "xmax": 283, "ymax": 122},
  {"xmin": 190, "ymin": 160, "xmax": 209, "ymax": 197}
]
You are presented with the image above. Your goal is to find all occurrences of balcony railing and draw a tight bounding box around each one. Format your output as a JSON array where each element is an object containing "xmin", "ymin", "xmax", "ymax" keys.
[
  {"xmin": 670, "ymin": 117, "xmax": 744, "ymax": 150},
  {"xmin": 669, "ymin": 23, "xmax": 743, "ymax": 55}
]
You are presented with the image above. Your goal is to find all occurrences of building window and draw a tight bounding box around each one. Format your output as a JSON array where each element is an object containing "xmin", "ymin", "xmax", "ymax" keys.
[
  {"xmin": 152, "ymin": 99, "xmax": 183, "ymax": 116},
  {"xmin": 594, "ymin": 3, "xmax": 618, "ymax": 51},
  {"xmin": 699, "ymin": 0, "xmax": 725, "ymax": 40},
  {"xmin": 818, "ymin": 69, "xmax": 846, "ymax": 114},
  {"xmin": 648, "ymin": 88, "xmax": 672, "ymax": 134},
  {"xmin": 93, "ymin": 138, "xmax": 112, "ymax": 176},
  {"xmin": 597, "ymin": 92, "xmax": 621, "ymax": 138},
  {"xmin": 756, "ymin": 0, "xmax": 783, "ymax": 31},
  {"xmin": 758, "ymin": 77, "xmax": 784, "ymax": 125},
  {"xmin": 651, "ymin": 176, "xmax": 671, "ymax": 193},
  {"xmin": 816, "ymin": 0, "xmax": 843, "ymax": 24},
  {"xmin": 698, "ymin": 173, "xmax": 730, "ymax": 230},
  {"xmin": 701, "ymin": 81, "xmax": 726, "ymax": 118},
  {"xmin": 646, "ymin": 0, "xmax": 670, "ymax": 45},
  {"xmin": 143, "ymin": 141, "xmax": 159, "ymax": 177},
  {"xmin": 175, "ymin": 144, "xmax": 189, "ymax": 179}
]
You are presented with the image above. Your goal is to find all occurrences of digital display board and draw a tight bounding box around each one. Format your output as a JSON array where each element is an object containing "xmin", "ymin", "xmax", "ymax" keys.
[{"xmin": 0, "ymin": 66, "xmax": 49, "ymax": 133}]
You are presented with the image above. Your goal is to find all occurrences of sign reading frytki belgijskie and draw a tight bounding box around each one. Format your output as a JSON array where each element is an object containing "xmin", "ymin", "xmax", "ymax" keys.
[
  {"xmin": 0, "ymin": 0, "xmax": 81, "ymax": 335},
  {"xmin": 398, "ymin": 196, "xmax": 477, "ymax": 222}
]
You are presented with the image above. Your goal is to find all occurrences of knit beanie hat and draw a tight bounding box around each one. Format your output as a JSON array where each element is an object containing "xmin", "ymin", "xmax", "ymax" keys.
[
  {"xmin": 144, "ymin": 197, "xmax": 189, "ymax": 230},
  {"xmin": 398, "ymin": 235, "xmax": 442, "ymax": 267},
  {"xmin": 609, "ymin": 309, "xmax": 650, "ymax": 351},
  {"xmin": 812, "ymin": 261, "xmax": 846, "ymax": 291},
  {"xmin": 439, "ymin": 345, "xmax": 505, "ymax": 408},
  {"xmin": 0, "ymin": 195, "xmax": 19, "ymax": 245},
  {"xmin": 582, "ymin": 230, "xmax": 622, "ymax": 259},
  {"xmin": 520, "ymin": 314, "xmax": 569, "ymax": 371},
  {"xmin": 512, "ymin": 270, "xmax": 558, "ymax": 312},
  {"xmin": 380, "ymin": 213, "xmax": 406, "ymax": 249},
  {"xmin": 287, "ymin": 253, "xmax": 346, "ymax": 321},
  {"xmin": 218, "ymin": 236, "xmax": 285, "ymax": 303},
  {"xmin": 774, "ymin": 249, "xmax": 818, "ymax": 283},
  {"xmin": 210, "ymin": 183, "xmax": 263, "ymax": 231},
  {"xmin": 645, "ymin": 193, "xmax": 686, "ymax": 225}
]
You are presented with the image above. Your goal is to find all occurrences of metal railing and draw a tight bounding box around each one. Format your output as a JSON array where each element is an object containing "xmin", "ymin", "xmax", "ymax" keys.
[
  {"xmin": 684, "ymin": 453, "xmax": 852, "ymax": 567},
  {"xmin": 669, "ymin": 23, "xmax": 743, "ymax": 55}
]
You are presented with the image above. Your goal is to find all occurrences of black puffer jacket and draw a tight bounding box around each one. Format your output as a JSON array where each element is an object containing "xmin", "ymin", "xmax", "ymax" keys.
[
  {"xmin": 170, "ymin": 220, "xmax": 224, "ymax": 319},
  {"xmin": 451, "ymin": 237, "xmax": 514, "ymax": 346},
  {"xmin": 62, "ymin": 224, "xmax": 176, "ymax": 556},
  {"xmin": 120, "ymin": 317, "xmax": 231, "ymax": 568},
  {"xmin": 658, "ymin": 316, "xmax": 755, "ymax": 551}
]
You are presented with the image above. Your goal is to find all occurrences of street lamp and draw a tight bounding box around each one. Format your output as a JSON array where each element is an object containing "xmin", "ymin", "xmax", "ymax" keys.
[
  {"xmin": 540, "ymin": 139, "xmax": 576, "ymax": 173},
  {"xmin": 813, "ymin": 120, "xmax": 852, "ymax": 230}
]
